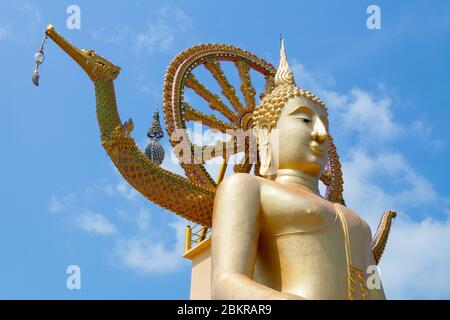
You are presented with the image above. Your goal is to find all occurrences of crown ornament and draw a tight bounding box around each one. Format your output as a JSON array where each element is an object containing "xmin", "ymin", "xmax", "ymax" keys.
[
  {"xmin": 274, "ymin": 38, "xmax": 296, "ymax": 87},
  {"xmin": 252, "ymin": 38, "xmax": 327, "ymax": 128},
  {"xmin": 145, "ymin": 109, "xmax": 165, "ymax": 165}
]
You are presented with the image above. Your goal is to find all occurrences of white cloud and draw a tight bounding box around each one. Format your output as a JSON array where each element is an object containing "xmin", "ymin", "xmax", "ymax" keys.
[
  {"xmin": 136, "ymin": 75, "xmax": 161, "ymax": 98},
  {"xmin": 17, "ymin": 3, "xmax": 41, "ymax": 24},
  {"xmin": 136, "ymin": 208, "xmax": 151, "ymax": 231},
  {"xmin": 291, "ymin": 58, "xmax": 449, "ymax": 299},
  {"xmin": 116, "ymin": 207, "xmax": 151, "ymax": 232},
  {"xmin": 50, "ymin": 166, "xmax": 190, "ymax": 276},
  {"xmin": 291, "ymin": 59, "xmax": 336, "ymax": 93},
  {"xmin": 339, "ymin": 146, "xmax": 448, "ymax": 300},
  {"xmin": 48, "ymin": 193, "xmax": 76, "ymax": 214},
  {"xmin": 115, "ymin": 220, "xmax": 187, "ymax": 274},
  {"xmin": 16, "ymin": 3, "xmax": 42, "ymax": 39},
  {"xmin": 292, "ymin": 60, "xmax": 402, "ymax": 144},
  {"xmin": 75, "ymin": 211, "xmax": 117, "ymax": 236},
  {"xmin": 342, "ymin": 150, "xmax": 441, "ymax": 224},
  {"xmin": 0, "ymin": 3, "xmax": 42, "ymax": 41},
  {"xmin": 381, "ymin": 217, "xmax": 450, "ymax": 299},
  {"xmin": 83, "ymin": 171, "xmax": 140, "ymax": 202},
  {"xmin": 0, "ymin": 26, "xmax": 10, "ymax": 40},
  {"xmin": 48, "ymin": 195, "xmax": 63, "ymax": 214},
  {"xmin": 135, "ymin": 5, "xmax": 192, "ymax": 54},
  {"xmin": 115, "ymin": 179, "xmax": 138, "ymax": 201},
  {"xmin": 410, "ymin": 120, "xmax": 446, "ymax": 150},
  {"xmin": 339, "ymin": 88, "xmax": 401, "ymax": 143},
  {"xmin": 88, "ymin": 26, "xmax": 131, "ymax": 44}
]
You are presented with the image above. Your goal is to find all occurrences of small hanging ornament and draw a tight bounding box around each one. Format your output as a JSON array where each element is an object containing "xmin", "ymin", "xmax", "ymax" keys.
[
  {"xmin": 32, "ymin": 33, "xmax": 48, "ymax": 86},
  {"xmin": 145, "ymin": 109, "xmax": 165, "ymax": 165}
]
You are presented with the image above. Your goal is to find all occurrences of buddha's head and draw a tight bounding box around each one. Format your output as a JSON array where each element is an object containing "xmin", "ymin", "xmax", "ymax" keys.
[{"xmin": 252, "ymin": 39, "xmax": 329, "ymax": 178}]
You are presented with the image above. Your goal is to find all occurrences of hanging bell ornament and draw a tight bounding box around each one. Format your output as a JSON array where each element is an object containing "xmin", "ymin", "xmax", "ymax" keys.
[
  {"xmin": 32, "ymin": 33, "xmax": 48, "ymax": 87},
  {"xmin": 32, "ymin": 67, "xmax": 40, "ymax": 86}
]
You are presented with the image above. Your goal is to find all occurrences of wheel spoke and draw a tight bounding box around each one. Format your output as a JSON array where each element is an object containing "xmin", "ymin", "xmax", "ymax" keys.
[
  {"xmin": 184, "ymin": 73, "xmax": 236, "ymax": 122},
  {"xmin": 203, "ymin": 59, "xmax": 244, "ymax": 113},
  {"xmin": 235, "ymin": 61, "xmax": 256, "ymax": 110},
  {"xmin": 183, "ymin": 101, "xmax": 234, "ymax": 134},
  {"xmin": 196, "ymin": 140, "xmax": 242, "ymax": 163}
]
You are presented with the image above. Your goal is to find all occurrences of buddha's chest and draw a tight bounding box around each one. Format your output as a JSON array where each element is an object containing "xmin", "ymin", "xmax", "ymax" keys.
[
  {"xmin": 259, "ymin": 186, "xmax": 339, "ymax": 237},
  {"xmin": 256, "ymin": 183, "xmax": 374, "ymax": 297},
  {"xmin": 259, "ymin": 185, "xmax": 370, "ymax": 243}
]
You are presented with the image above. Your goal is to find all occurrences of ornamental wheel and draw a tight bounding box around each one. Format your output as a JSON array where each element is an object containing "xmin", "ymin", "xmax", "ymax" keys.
[
  {"xmin": 163, "ymin": 44, "xmax": 276, "ymax": 189},
  {"xmin": 163, "ymin": 43, "xmax": 345, "ymax": 204}
]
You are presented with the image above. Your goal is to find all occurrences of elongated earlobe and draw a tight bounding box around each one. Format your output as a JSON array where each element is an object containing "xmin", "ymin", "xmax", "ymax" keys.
[
  {"xmin": 260, "ymin": 144, "xmax": 272, "ymax": 176},
  {"xmin": 254, "ymin": 125, "xmax": 272, "ymax": 176}
]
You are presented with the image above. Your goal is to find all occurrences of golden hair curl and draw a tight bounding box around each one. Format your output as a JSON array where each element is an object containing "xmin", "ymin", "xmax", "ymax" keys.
[{"xmin": 252, "ymin": 84, "xmax": 327, "ymax": 129}]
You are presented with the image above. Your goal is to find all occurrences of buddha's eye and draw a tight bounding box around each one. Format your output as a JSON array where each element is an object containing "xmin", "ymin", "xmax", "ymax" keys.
[
  {"xmin": 298, "ymin": 116, "xmax": 311, "ymax": 124},
  {"xmin": 293, "ymin": 112, "xmax": 313, "ymax": 124}
]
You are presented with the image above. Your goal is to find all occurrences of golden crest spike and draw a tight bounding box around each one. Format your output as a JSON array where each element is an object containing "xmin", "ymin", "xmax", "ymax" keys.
[
  {"xmin": 279, "ymin": 36, "xmax": 288, "ymax": 69},
  {"xmin": 274, "ymin": 37, "xmax": 296, "ymax": 87}
]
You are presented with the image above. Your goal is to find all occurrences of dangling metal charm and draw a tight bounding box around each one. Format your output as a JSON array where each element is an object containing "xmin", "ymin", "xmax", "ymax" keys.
[
  {"xmin": 32, "ymin": 33, "xmax": 48, "ymax": 86},
  {"xmin": 32, "ymin": 68, "xmax": 40, "ymax": 86}
]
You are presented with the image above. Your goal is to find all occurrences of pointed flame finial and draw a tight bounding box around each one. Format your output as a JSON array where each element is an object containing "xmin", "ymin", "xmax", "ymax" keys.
[
  {"xmin": 274, "ymin": 37, "xmax": 296, "ymax": 87},
  {"xmin": 147, "ymin": 109, "xmax": 164, "ymax": 140}
]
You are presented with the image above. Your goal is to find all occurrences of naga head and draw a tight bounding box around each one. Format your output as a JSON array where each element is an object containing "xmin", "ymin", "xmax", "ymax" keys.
[{"xmin": 45, "ymin": 24, "xmax": 120, "ymax": 81}]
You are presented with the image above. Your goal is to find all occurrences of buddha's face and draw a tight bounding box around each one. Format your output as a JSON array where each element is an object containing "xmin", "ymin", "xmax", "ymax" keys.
[{"xmin": 269, "ymin": 96, "xmax": 329, "ymax": 177}]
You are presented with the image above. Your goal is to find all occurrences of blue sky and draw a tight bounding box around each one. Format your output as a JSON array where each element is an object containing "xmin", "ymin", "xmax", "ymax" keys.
[{"xmin": 0, "ymin": 0, "xmax": 449, "ymax": 299}]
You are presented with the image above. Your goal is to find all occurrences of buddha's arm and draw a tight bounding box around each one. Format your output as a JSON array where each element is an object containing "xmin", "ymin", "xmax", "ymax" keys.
[{"xmin": 211, "ymin": 174, "xmax": 303, "ymax": 300}]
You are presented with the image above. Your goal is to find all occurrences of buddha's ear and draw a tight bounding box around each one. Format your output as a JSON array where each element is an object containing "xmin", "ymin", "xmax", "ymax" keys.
[{"xmin": 253, "ymin": 124, "xmax": 272, "ymax": 176}]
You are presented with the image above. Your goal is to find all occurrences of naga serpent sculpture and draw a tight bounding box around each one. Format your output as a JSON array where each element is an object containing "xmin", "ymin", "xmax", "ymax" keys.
[{"xmin": 39, "ymin": 24, "xmax": 395, "ymax": 265}]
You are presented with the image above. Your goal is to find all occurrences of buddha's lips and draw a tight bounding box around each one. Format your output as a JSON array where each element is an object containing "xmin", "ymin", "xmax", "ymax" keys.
[{"xmin": 309, "ymin": 144, "xmax": 324, "ymax": 156}]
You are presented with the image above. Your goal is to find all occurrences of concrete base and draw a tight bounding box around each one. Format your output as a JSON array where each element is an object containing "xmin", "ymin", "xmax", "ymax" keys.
[{"xmin": 183, "ymin": 238, "xmax": 211, "ymax": 300}]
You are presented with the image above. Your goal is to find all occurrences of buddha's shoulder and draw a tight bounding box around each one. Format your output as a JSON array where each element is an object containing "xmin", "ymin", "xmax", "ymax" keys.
[
  {"xmin": 218, "ymin": 173, "xmax": 308, "ymax": 200},
  {"xmin": 338, "ymin": 204, "xmax": 372, "ymax": 236},
  {"xmin": 217, "ymin": 173, "xmax": 266, "ymax": 194},
  {"xmin": 219, "ymin": 173, "xmax": 264, "ymax": 187}
]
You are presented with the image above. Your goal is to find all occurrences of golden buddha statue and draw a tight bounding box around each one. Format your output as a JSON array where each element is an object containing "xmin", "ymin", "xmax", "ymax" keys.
[
  {"xmin": 39, "ymin": 25, "xmax": 396, "ymax": 300},
  {"xmin": 211, "ymin": 40, "xmax": 387, "ymax": 300}
]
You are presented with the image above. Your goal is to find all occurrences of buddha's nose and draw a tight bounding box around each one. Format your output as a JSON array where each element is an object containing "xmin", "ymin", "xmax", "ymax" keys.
[{"xmin": 311, "ymin": 119, "xmax": 328, "ymax": 144}]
